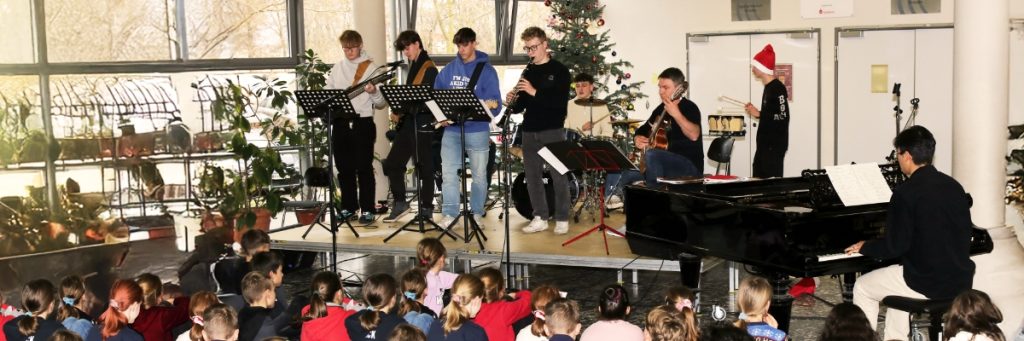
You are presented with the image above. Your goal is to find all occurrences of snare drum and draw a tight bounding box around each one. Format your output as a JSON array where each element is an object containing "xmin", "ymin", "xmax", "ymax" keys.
[{"xmin": 511, "ymin": 171, "xmax": 581, "ymax": 219}]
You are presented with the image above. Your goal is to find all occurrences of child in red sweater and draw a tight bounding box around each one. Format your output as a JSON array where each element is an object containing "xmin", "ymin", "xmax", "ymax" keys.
[
  {"xmin": 301, "ymin": 271, "xmax": 356, "ymax": 341},
  {"xmin": 130, "ymin": 274, "xmax": 190, "ymax": 341},
  {"xmin": 473, "ymin": 267, "xmax": 532, "ymax": 341}
]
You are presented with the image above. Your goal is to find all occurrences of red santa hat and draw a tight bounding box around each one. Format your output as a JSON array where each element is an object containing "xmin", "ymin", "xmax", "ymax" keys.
[{"xmin": 751, "ymin": 44, "xmax": 775, "ymax": 74}]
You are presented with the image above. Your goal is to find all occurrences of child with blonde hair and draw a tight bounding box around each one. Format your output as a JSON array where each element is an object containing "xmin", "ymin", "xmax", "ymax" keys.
[
  {"xmin": 515, "ymin": 285, "xmax": 560, "ymax": 341},
  {"xmin": 541, "ymin": 298, "xmax": 581, "ymax": 341},
  {"xmin": 426, "ymin": 274, "xmax": 487, "ymax": 341},
  {"xmin": 201, "ymin": 304, "xmax": 237, "ymax": 341},
  {"xmin": 734, "ymin": 276, "xmax": 785, "ymax": 341},
  {"xmin": 416, "ymin": 238, "xmax": 458, "ymax": 315},
  {"xmin": 176, "ymin": 291, "xmax": 219, "ymax": 341},
  {"xmin": 581, "ymin": 284, "xmax": 643, "ymax": 341}
]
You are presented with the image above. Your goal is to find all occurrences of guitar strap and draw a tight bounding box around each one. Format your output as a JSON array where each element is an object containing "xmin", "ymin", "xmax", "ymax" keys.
[
  {"xmin": 412, "ymin": 60, "xmax": 435, "ymax": 85},
  {"xmin": 351, "ymin": 60, "xmax": 373, "ymax": 87}
]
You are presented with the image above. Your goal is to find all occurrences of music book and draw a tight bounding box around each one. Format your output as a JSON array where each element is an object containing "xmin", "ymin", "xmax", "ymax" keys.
[
  {"xmin": 538, "ymin": 141, "xmax": 582, "ymax": 175},
  {"xmin": 824, "ymin": 162, "xmax": 893, "ymax": 206}
]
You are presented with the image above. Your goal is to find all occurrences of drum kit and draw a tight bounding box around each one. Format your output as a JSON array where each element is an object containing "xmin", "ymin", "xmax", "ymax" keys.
[{"xmin": 496, "ymin": 98, "xmax": 644, "ymax": 220}]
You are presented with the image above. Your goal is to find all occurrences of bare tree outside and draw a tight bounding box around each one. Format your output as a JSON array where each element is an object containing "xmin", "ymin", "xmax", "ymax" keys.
[
  {"xmin": 416, "ymin": 0, "xmax": 497, "ymax": 55},
  {"xmin": 512, "ymin": 1, "xmax": 550, "ymax": 53},
  {"xmin": 303, "ymin": 0, "xmax": 354, "ymax": 64},
  {"xmin": 44, "ymin": 0, "xmax": 175, "ymax": 62},
  {"xmin": 186, "ymin": 0, "xmax": 289, "ymax": 59}
]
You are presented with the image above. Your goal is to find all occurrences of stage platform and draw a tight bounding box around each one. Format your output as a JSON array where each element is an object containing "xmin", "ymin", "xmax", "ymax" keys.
[{"xmin": 269, "ymin": 207, "xmax": 679, "ymax": 273}]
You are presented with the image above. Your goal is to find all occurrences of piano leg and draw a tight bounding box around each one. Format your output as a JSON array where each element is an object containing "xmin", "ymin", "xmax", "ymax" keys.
[
  {"xmin": 767, "ymin": 274, "xmax": 795, "ymax": 333},
  {"xmin": 842, "ymin": 273, "xmax": 857, "ymax": 303},
  {"xmin": 677, "ymin": 252, "xmax": 702, "ymax": 289}
]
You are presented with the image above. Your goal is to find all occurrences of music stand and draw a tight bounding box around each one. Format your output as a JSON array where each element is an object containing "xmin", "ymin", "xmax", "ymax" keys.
[
  {"xmin": 295, "ymin": 90, "xmax": 361, "ymax": 272},
  {"xmin": 378, "ymin": 85, "xmax": 458, "ymax": 242},
  {"xmin": 434, "ymin": 88, "xmax": 492, "ymax": 249},
  {"xmin": 543, "ymin": 139, "xmax": 635, "ymax": 254}
]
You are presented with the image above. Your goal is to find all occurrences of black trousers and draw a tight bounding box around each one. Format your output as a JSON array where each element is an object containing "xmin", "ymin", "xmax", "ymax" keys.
[
  {"xmin": 752, "ymin": 147, "xmax": 785, "ymax": 178},
  {"xmin": 383, "ymin": 115, "xmax": 436, "ymax": 208},
  {"xmin": 332, "ymin": 118, "xmax": 376, "ymax": 213}
]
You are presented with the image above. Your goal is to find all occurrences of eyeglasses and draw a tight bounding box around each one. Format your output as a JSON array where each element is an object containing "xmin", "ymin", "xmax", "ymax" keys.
[
  {"xmin": 342, "ymin": 45, "xmax": 361, "ymax": 52},
  {"xmin": 522, "ymin": 43, "xmax": 543, "ymax": 52}
]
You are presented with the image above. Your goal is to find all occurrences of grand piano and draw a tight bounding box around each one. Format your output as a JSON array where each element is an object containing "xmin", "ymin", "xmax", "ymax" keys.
[{"xmin": 624, "ymin": 164, "xmax": 994, "ymax": 332}]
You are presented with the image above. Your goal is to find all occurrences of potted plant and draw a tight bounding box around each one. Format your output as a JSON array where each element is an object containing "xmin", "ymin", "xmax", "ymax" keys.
[{"xmin": 194, "ymin": 76, "xmax": 299, "ymax": 236}]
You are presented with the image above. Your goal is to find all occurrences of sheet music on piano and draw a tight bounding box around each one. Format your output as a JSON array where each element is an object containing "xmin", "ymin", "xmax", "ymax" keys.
[{"xmin": 824, "ymin": 162, "xmax": 893, "ymax": 206}]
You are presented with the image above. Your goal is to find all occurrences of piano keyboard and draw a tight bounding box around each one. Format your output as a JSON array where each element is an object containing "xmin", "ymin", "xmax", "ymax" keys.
[{"xmin": 817, "ymin": 252, "xmax": 863, "ymax": 262}]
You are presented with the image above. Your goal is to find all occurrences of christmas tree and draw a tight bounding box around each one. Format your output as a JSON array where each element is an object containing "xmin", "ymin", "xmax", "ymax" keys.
[{"xmin": 545, "ymin": 0, "xmax": 646, "ymax": 131}]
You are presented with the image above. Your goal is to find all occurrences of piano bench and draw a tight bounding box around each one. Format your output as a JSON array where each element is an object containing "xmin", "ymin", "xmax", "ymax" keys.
[{"xmin": 881, "ymin": 296, "xmax": 954, "ymax": 341}]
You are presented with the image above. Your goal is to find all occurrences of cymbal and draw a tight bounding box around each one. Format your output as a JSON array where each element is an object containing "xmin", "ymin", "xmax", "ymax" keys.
[
  {"xmin": 574, "ymin": 98, "xmax": 608, "ymax": 107},
  {"xmin": 609, "ymin": 119, "xmax": 644, "ymax": 125}
]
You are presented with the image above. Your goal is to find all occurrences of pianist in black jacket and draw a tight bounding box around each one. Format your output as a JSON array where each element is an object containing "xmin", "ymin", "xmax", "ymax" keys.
[{"xmin": 844, "ymin": 125, "xmax": 975, "ymax": 341}]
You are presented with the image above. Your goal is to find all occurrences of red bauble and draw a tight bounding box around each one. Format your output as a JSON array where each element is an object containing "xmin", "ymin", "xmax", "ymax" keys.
[
  {"xmin": 624, "ymin": 73, "xmax": 632, "ymax": 79},
  {"xmin": 545, "ymin": 0, "xmax": 551, "ymax": 6},
  {"xmin": 597, "ymin": 18, "xmax": 605, "ymax": 26},
  {"xmin": 592, "ymin": 56, "xmax": 598, "ymax": 63}
]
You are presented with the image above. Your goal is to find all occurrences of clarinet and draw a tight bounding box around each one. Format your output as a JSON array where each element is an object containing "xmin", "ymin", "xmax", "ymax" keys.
[{"xmin": 506, "ymin": 60, "xmax": 534, "ymax": 113}]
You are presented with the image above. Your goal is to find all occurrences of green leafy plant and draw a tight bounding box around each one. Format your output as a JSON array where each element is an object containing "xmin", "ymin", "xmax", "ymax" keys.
[
  {"xmin": 192, "ymin": 76, "xmax": 300, "ymax": 229},
  {"xmin": 285, "ymin": 49, "xmax": 333, "ymax": 167}
]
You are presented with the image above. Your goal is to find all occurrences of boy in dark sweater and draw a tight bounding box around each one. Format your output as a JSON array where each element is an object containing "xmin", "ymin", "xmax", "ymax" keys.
[{"xmin": 237, "ymin": 272, "xmax": 277, "ymax": 341}]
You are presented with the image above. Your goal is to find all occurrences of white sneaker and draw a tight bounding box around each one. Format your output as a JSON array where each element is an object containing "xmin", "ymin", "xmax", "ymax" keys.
[
  {"xmin": 522, "ymin": 217, "xmax": 548, "ymax": 233},
  {"xmin": 554, "ymin": 221, "xmax": 569, "ymax": 235},
  {"xmin": 606, "ymin": 195, "xmax": 623, "ymax": 210},
  {"xmin": 439, "ymin": 215, "xmax": 456, "ymax": 228}
]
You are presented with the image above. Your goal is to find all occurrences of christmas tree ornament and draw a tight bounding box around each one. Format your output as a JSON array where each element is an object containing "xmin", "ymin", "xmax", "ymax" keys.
[
  {"xmin": 624, "ymin": 73, "xmax": 632, "ymax": 79},
  {"xmin": 616, "ymin": 78, "xmax": 622, "ymax": 85},
  {"xmin": 592, "ymin": 56, "xmax": 598, "ymax": 63},
  {"xmin": 627, "ymin": 103, "xmax": 635, "ymax": 111},
  {"xmin": 598, "ymin": 18, "xmax": 605, "ymax": 26},
  {"xmin": 611, "ymin": 51, "xmax": 617, "ymax": 57},
  {"xmin": 620, "ymin": 84, "xmax": 627, "ymax": 90},
  {"xmin": 545, "ymin": 0, "xmax": 551, "ymax": 6}
]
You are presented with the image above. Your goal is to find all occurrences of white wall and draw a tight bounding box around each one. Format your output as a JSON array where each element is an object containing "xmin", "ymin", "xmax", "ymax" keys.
[{"xmin": 599, "ymin": 0, "xmax": 1024, "ymax": 167}]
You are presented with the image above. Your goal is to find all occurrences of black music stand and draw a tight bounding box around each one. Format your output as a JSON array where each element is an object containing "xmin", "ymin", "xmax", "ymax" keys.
[
  {"xmin": 548, "ymin": 139, "xmax": 636, "ymax": 254},
  {"xmin": 295, "ymin": 90, "xmax": 361, "ymax": 271},
  {"xmin": 378, "ymin": 85, "xmax": 458, "ymax": 242},
  {"xmin": 434, "ymin": 88, "xmax": 492, "ymax": 249}
]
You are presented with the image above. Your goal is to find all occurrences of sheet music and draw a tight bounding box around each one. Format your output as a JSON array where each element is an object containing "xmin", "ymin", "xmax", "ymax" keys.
[
  {"xmin": 424, "ymin": 100, "xmax": 446, "ymax": 123},
  {"xmin": 538, "ymin": 146, "xmax": 571, "ymax": 175},
  {"xmin": 825, "ymin": 162, "xmax": 892, "ymax": 206}
]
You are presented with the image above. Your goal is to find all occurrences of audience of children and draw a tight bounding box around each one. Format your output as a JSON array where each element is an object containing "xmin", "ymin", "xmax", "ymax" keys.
[
  {"xmin": 540, "ymin": 298, "xmax": 581, "ymax": 341},
  {"xmin": 818, "ymin": 302, "xmax": 877, "ymax": 341},
  {"xmin": 300, "ymin": 271, "xmax": 355, "ymax": 341},
  {"xmin": 10, "ymin": 234, "xmax": 1020, "ymax": 341},
  {"xmin": 734, "ymin": 276, "xmax": 786, "ymax": 341},
  {"xmin": 580, "ymin": 284, "xmax": 643, "ymax": 341},
  {"xmin": 416, "ymin": 238, "xmax": 458, "ymax": 315},
  {"xmin": 943, "ymin": 289, "xmax": 1005, "ymax": 341},
  {"xmin": 177, "ymin": 291, "xmax": 219, "ymax": 341},
  {"xmin": 399, "ymin": 269, "xmax": 437, "ymax": 333},
  {"xmin": 237, "ymin": 272, "xmax": 278, "ymax": 341},
  {"xmin": 474, "ymin": 267, "xmax": 532, "ymax": 341},
  {"xmin": 346, "ymin": 274, "xmax": 405, "ymax": 341},
  {"xmin": 426, "ymin": 274, "xmax": 488, "ymax": 341},
  {"xmin": 515, "ymin": 285, "xmax": 560, "ymax": 341}
]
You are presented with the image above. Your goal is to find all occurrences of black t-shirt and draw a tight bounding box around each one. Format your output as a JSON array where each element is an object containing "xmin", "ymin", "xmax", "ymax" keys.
[
  {"xmin": 756, "ymin": 79, "xmax": 789, "ymax": 153},
  {"xmin": 3, "ymin": 315, "xmax": 65, "ymax": 341},
  {"xmin": 345, "ymin": 310, "xmax": 405, "ymax": 341},
  {"xmin": 511, "ymin": 59, "xmax": 572, "ymax": 132},
  {"xmin": 635, "ymin": 97, "xmax": 704, "ymax": 174}
]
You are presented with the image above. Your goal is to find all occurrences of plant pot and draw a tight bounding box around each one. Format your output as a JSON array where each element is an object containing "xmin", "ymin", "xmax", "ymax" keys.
[
  {"xmin": 231, "ymin": 208, "xmax": 272, "ymax": 242},
  {"xmin": 294, "ymin": 207, "xmax": 322, "ymax": 225}
]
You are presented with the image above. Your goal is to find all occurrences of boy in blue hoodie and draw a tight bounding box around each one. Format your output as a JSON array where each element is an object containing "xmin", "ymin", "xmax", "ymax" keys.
[{"xmin": 433, "ymin": 27, "xmax": 503, "ymax": 226}]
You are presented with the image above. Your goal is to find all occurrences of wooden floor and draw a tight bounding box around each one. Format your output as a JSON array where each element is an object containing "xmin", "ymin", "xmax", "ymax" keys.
[{"xmin": 270, "ymin": 204, "xmax": 675, "ymax": 271}]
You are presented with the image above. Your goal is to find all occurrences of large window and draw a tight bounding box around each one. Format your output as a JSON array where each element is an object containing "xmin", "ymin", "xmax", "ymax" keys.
[
  {"xmin": 303, "ymin": 0, "xmax": 354, "ymax": 64},
  {"xmin": 186, "ymin": 0, "xmax": 290, "ymax": 59},
  {"xmin": 415, "ymin": 0, "xmax": 498, "ymax": 56},
  {"xmin": 512, "ymin": 0, "xmax": 550, "ymax": 54},
  {"xmin": 0, "ymin": 1, "xmax": 35, "ymax": 64},
  {"xmin": 45, "ymin": 0, "xmax": 175, "ymax": 62}
]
